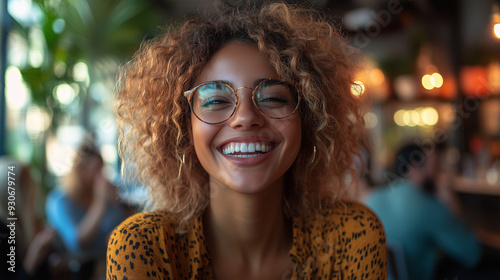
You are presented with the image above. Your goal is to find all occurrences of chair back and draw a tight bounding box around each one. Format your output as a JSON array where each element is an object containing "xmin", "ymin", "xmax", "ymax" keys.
[{"xmin": 387, "ymin": 239, "xmax": 409, "ymax": 280}]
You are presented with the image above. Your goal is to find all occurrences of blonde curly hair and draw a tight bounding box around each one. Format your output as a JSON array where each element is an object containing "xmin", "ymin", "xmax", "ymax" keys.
[{"xmin": 116, "ymin": 2, "xmax": 368, "ymax": 230}]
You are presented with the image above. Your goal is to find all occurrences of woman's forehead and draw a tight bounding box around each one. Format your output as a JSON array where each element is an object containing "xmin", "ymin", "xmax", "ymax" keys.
[{"xmin": 196, "ymin": 42, "xmax": 276, "ymax": 85}]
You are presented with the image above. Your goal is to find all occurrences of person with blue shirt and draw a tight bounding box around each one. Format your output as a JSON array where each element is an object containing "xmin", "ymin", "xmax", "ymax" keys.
[
  {"xmin": 46, "ymin": 138, "xmax": 129, "ymax": 280},
  {"xmin": 366, "ymin": 143, "xmax": 481, "ymax": 280}
]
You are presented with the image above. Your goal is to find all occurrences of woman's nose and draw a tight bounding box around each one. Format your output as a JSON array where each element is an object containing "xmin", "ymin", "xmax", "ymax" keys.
[{"xmin": 228, "ymin": 89, "xmax": 265, "ymax": 129}]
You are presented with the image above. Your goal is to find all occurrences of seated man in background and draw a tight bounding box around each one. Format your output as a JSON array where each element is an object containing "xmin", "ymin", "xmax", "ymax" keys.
[{"xmin": 366, "ymin": 143, "xmax": 481, "ymax": 280}]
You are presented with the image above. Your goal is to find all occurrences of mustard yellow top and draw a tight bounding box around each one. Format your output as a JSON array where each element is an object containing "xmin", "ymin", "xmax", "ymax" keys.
[{"xmin": 106, "ymin": 201, "xmax": 387, "ymax": 279}]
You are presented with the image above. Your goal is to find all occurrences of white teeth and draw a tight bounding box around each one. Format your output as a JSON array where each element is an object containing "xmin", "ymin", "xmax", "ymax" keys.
[
  {"xmin": 221, "ymin": 142, "xmax": 274, "ymax": 156},
  {"xmin": 240, "ymin": 143, "xmax": 248, "ymax": 153},
  {"xmin": 248, "ymin": 143, "xmax": 255, "ymax": 153},
  {"xmin": 233, "ymin": 154, "xmax": 259, "ymax": 158}
]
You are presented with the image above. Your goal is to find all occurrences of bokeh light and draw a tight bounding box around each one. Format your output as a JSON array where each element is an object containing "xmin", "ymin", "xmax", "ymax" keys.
[
  {"xmin": 5, "ymin": 66, "xmax": 31, "ymax": 110},
  {"xmin": 411, "ymin": 110, "xmax": 420, "ymax": 127},
  {"xmin": 52, "ymin": 18, "xmax": 66, "ymax": 34},
  {"xmin": 431, "ymin": 73, "xmax": 443, "ymax": 88},
  {"xmin": 364, "ymin": 112, "xmax": 378, "ymax": 129},
  {"xmin": 73, "ymin": 62, "xmax": 90, "ymax": 85},
  {"xmin": 421, "ymin": 107, "xmax": 439, "ymax": 125},
  {"xmin": 394, "ymin": 107, "xmax": 439, "ymax": 127},
  {"xmin": 54, "ymin": 83, "xmax": 77, "ymax": 105},
  {"xmin": 403, "ymin": 111, "xmax": 414, "ymax": 126},
  {"xmin": 394, "ymin": 109, "xmax": 406, "ymax": 127},
  {"xmin": 28, "ymin": 27, "xmax": 45, "ymax": 68},
  {"xmin": 351, "ymin": 81, "xmax": 365, "ymax": 96},
  {"xmin": 54, "ymin": 61, "xmax": 67, "ymax": 78},
  {"xmin": 494, "ymin": 23, "xmax": 500, "ymax": 39},
  {"xmin": 26, "ymin": 106, "xmax": 51, "ymax": 137},
  {"xmin": 370, "ymin": 69, "xmax": 385, "ymax": 85},
  {"xmin": 422, "ymin": 73, "xmax": 443, "ymax": 90},
  {"xmin": 422, "ymin": 74, "xmax": 434, "ymax": 90}
]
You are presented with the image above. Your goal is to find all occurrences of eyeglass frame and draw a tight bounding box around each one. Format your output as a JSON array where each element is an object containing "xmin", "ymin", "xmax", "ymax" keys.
[{"xmin": 183, "ymin": 78, "xmax": 302, "ymax": 125}]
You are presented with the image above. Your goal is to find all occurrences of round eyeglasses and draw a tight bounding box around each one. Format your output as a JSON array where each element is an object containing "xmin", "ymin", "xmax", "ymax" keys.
[{"xmin": 184, "ymin": 78, "xmax": 301, "ymax": 124}]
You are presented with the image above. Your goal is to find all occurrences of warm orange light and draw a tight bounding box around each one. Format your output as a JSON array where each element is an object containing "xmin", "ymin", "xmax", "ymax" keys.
[
  {"xmin": 351, "ymin": 81, "xmax": 365, "ymax": 96},
  {"xmin": 431, "ymin": 73, "xmax": 443, "ymax": 88},
  {"xmin": 422, "ymin": 72, "xmax": 443, "ymax": 90},
  {"xmin": 494, "ymin": 23, "xmax": 500, "ymax": 39},
  {"xmin": 370, "ymin": 69, "xmax": 385, "ymax": 85},
  {"xmin": 460, "ymin": 66, "xmax": 489, "ymax": 97},
  {"xmin": 394, "ymin": 108, "xmax": 439, "ymax": 127},
  {"xmin": 492, "ymin": 3, "xmax": 500, "ymax": 39},
  {"xmin": 422, "ymin": 74, "xmax": 434, "ymax": 90}
]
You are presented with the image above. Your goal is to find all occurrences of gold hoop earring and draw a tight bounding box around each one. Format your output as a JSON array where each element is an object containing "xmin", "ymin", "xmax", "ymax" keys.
[
  {"xmin": 178, "ymin": 152, "xmax": 186, "ymax": 179},
  {"xmin": 311, "ymin": 145, "xmax": 316, "ymax": 164}
]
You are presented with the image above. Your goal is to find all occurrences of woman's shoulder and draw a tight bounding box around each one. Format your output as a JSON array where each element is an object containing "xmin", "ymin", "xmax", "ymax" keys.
[
  {"xmin": 107, "ymin": 212, "xmax": 207, "ymax": 279},
  {"xmin": 295, "ymin": 201, "xmax": 387, "ymax": 279},
  {"xmin": 334, "ymin": 201, "xmax": 384, "ymax": 233},
  {"xmin": 111, "ymin": 211, "xmax": 177, "ymax": 236},
  {"xmin": 330, "ymin": 200, "xmax": 382, "ymax": 223},
  {"xmin": 312, "ymin": 200, "xmax": 382, "ymax": 221},
  {"xmin": 107, "ymin": 212, "xmax": 177, "ymax": 274},
  {"xmin": 324, "ymin": 201, "xmax": 387, "ymax": 278},
  {"xmin": 304, "ymin": 201, "xmax": 385, "ymax": 238}
]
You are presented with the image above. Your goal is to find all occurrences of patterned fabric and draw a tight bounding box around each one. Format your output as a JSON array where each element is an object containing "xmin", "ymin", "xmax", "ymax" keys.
[{"xmin": 107, "ymin": 201, "xmax": 386, "ymax": 279}]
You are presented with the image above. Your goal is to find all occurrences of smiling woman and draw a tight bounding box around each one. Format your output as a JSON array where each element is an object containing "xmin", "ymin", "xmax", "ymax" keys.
[
  {"xmin": 108, "ymin": 2, "xmax": 386, "ymax": 280},
  {"xmin": 189, "ymin": 42, "xmax": 302, "ymax": 195}
]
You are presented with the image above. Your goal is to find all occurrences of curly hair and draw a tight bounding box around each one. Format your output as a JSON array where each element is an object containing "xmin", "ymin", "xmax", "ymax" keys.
[{"xmin": 116, "ymin": 1, "xmax": 368, "ymax": 230}]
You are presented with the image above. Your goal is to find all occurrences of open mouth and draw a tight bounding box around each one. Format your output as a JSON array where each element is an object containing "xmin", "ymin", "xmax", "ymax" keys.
[{"xmin": 221, "ymin": 142, "xmax": 276, "ymax": 158}]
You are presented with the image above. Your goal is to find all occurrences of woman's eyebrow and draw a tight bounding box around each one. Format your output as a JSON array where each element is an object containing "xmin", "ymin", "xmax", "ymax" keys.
[
  {"xmin": 253, "ymin": 78, "xmax": 268, "ymax": 86},
  {"xmin": 207, "ymin": 78, "xmax": 271, "ymax": 88},
  {"xmin": 206, "ymin": 80, "xmax": 233, "ymax": 87}
]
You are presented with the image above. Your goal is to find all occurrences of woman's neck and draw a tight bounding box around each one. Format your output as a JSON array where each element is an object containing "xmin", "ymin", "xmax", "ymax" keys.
[{"xmin": 204, "ymin": 177, "xmax": 292, "ymax": 267}]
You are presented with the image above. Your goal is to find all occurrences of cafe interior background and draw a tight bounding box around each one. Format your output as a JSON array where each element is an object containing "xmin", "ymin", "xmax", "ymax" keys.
[{"xmin": 1, "ymin": 0, "xmax": 500, "ymax": 271}]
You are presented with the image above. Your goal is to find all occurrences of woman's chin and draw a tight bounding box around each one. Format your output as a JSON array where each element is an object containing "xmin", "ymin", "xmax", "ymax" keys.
[{"xmin": 210, "ymin": 175, "xmax": 283, "ymax": 197}]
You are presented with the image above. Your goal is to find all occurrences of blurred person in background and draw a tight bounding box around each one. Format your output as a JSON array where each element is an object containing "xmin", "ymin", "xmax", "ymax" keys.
[
  {"xmin": 418, "ymin": 143, "xmax": 464, "ymax": 217},
  {"xmin": 45, "ymin": 138, "xmax": 130, "ymax": 280},
  {"xmin": 366, "ymin": 143, "xmax": 481, "ymax": 280},
  {"xmin": 0, "ymin": 157, "xmax": 69, "ymax": 280}
]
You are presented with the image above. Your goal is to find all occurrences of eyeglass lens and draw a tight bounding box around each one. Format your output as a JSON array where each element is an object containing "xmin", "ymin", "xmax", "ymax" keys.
[{"xmin": 191, "ymin": 79, "xmax": 299, "ymax": 124}]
